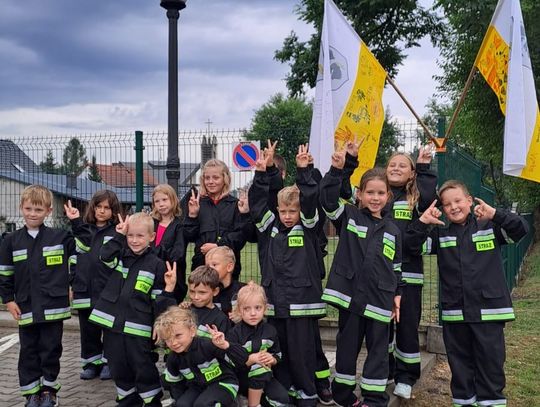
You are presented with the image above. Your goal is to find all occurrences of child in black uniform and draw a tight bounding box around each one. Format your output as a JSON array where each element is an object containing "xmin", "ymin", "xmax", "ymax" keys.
[
  {"xmin": 209, "ymin": 282, "xmax": 289, "ymax": 407},
  {"xmin": 0, "ymin": 185, "xmax": 90, "ymax": 407},
  {"xmin": 70, "ymin": 189, "xmax": 121, "ymax": 381},
  {"xmin": 384, "ymin": 147, "xmax": 438, "ymax": 399},
  {"xmin": 87, "ymin": 212, "xmax": 166, "ymax": 406},
  {"xmin": 407, "ymin": 180, "xmax": 528, "ymax": 407},
  {"xmin": 320, "ymin": 151, "xmax": 403, "ymax": 407},
  {"xmin": 205, "ymin": 246, "xmax": 245, "ymax": 318},
  {"xmin": 155, "ymin": 307, "xmax": 239, "ymax": 406},
  {"xmin": 249, "ymin": 144, "xmax": 324, "ymax": 406}
]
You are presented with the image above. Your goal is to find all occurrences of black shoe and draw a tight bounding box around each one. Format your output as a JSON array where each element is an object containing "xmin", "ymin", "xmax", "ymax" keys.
[
  {"xmin": 317, "ymin": 387, "xmax": 334, "ymax": 405},
  {"xmin": 40, "ymin": 391, "xmax": 58, "ymax": 407},
  {"xmin": 80, "ymin": 366, "xmax": 99, "ymax": 380},
  {"xmin": 25, "ymin": 394, "xmax": 41, "ymax": 407},
  {"xmin": 100, "ymin": 364, "xmax": 112, "ymax": 380}
]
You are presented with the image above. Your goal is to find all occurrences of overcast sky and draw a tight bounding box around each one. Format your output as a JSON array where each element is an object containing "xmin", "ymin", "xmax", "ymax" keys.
[{"xmin": 0, "ymin": 0, "xmax": 442, "ymax": 138}]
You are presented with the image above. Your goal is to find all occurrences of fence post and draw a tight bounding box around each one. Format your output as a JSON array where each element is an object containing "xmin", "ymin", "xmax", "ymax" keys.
[
  {"xmin": 436, "ymin": 117, "xmax": 446, "ymax": 325},
  {"xmin": 135, "ymin": 130, "xmax": 144, "ymax": 212}
]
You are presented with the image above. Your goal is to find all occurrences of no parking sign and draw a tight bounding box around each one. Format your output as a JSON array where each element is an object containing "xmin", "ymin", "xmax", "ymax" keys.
[{"xmin": 232, "ymin": 142, "xmax": 260, "ymax": 171}]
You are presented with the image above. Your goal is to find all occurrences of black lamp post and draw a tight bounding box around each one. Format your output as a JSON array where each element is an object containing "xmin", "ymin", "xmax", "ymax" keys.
[{"xmin": 160, "ymin": 0, "xmax": 186, "ymax": 193}]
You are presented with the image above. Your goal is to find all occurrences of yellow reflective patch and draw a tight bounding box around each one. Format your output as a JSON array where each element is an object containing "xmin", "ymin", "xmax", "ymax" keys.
[
  {"xmin": 46, "ymin": 256, "xmax": 63, "ymax": 266},
  {"xmin": 288, "ymin": 236, "xmax": 304, "ymax": 247},
  {"xmin": 383, "ymin": 245, "xmax": 395, "ymax": 260},
  {"xmin": 135, "ymin": 280, "xmax": 151, "ymax": 294},
  {"xmin": 394, "ymin": 209, "xmax": 412, "ymax": 220},
  {"xmin": 203, "ymin": 365, "xmax": 222, "ymax": 382},
  {"xmin": 476, "ymin": 240, "xmax": 495, "ymax": 251}
]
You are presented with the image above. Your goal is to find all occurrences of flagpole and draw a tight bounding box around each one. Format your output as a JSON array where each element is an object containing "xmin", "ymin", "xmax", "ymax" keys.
[
  {"xmin": 386, "ymin": 75, "xmax": 438, "ymax": 146},
  {"xmin": 442, "ymin": 66, "xmax": 478, "ymax": 146}
]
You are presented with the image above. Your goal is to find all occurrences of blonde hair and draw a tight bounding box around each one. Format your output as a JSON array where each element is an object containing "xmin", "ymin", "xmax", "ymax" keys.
[
  {"xmin": 230, "ymin": 281, "xmax": 267, "ymax": 324},
  {"xmin": 205, "ymin": 246, "xmax": 236, "ymax": 266},
  {"xmin": 128, "ymin": 212, "xmax": 155, "ymax": 234},
  {"xmin": 439, "ymin": 180, "xmax": 471, "ymax": 200},
  {"xmin": 386, "ymin": 152, "xmax": 420, "ymax": 210},
  {"xmin": 199, "ymin": 159, "xmax": 231, "ymax": 196},
  {"xmin": 151, "ymin": 184, "xmax": 181, "ymax": 220},
  {"xmin": 20, "ymin": 184, "xmax": 53, "ymax": 208},
  {"xmin": 153, "ymin": 307, "xmax": 197, "ymax": 345},
  {"xmin": 277, "ymin": 185, "xmax": 300, "ymax": 207}
]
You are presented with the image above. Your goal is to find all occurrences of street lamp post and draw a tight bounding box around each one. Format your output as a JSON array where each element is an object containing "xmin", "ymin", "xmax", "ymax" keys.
[{"xmin": 160, "ymin": 0, "xmax": 186, "ymax": 193}]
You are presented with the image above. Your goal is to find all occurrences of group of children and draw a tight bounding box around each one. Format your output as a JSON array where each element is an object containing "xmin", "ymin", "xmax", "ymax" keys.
[{"xmin": 0, "ymin": 140, "xmax": 528, "ymax": 407}]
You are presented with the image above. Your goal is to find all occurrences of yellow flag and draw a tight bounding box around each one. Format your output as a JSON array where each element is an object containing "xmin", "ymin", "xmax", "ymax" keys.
[{"xmin": 475, "ymin": 0, "xmax": 540, "ymax": 182}]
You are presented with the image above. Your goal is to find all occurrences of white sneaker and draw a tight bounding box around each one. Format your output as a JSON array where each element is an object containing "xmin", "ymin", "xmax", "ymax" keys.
[{"xmin": 393, "ymin": 383, "xmax": 412, "ymax": 399}]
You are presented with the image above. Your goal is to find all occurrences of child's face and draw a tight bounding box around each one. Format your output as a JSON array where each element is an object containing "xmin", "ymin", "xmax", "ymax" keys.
[
  {"xmin": 21, "ymin": 200, "xmax": 52, "ymax": 230},
  {"xmin": 126, "ymin": 222, "xmax": 155, "ymax": 254},
  {"xmin": 278, "ymin": 202, "xmax": 300, "ymax": 228},
  {"xmin": 153, "ymin": 192, "xmax": 173, "ymax": 218},
  {"xmin": 94, "ymin": 199, "xmax": 112, "ymax": 226},
  {"xmin": 165, "ymin": 324, "xmax": 196, "ymax": 353},
  {"xmin": 188, "ymin": 283, "xmax": 219, "ymax": 308},
  {"xmin": 240, "ymin": 295, "xmax": 266, "ymax": 327},
  {"xmin": 386, "ymin": 155, "xmax": 414, "ymax": 187},
  {"xmin": 440, "ymin": 187, "xmax": 472, "ymax": 225},
  {"xmin": 357, "ymin": 179, "xmax": 390, "ymax": 218},
  {"xmin": 205, "ymin": 253, "xmax": 234, "ymax": 282},
  {"xmin": 203, "ymin": 166, "xmax": 225, "ymax": 197}
]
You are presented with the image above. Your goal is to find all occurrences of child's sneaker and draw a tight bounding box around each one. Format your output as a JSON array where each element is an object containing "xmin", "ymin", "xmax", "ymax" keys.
[
  {"xmin": 317, "ymin": 387, "xmax": 334, "ymax": 405},
  {"xmin": 40, "ymin": 391, "xmax": 59, "ymax": 407},
  {"xmin": 80, "ymin": 365, "xmax": 99, "ymax": 380},
  {"xmin": 99, "ymin": 364, "xmax": 112, "ymax": 380},
  {"xmin": 24, "ymin": 394, "xmax": 41, "ymax": 407},
  {"xmin": 393, "ymin": 382, "xmax": 412, "ymax": 399}
]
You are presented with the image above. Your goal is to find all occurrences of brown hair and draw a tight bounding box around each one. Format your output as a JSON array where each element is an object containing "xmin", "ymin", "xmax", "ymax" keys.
[
  {"xmin": 438, "ymin": 180, "xmax": 471, "ymax": 200},
  {"xmin": 358, "ymin": 167, "xmax": 391, "ymax": 193},
  {"xmin": 273, "ymin": 154, "xmax": 287, "ymax": 177},
  {"xmin": 277, "ymin": 185, "xmax": 300, "ymax": 207},
  {"xmin": 151, "ymin": 184, "xmax": 181, "ymax": 220},
  {"xmin": 205, "ymin": 246, "xmax": 236, "ymax": 265},
  {"xmin": 230, "ymin": 281, "xmax": 267, "ymax": 324},
  {"xmin": 199, "ymin": 159, "xmax": 231, "ymax": 197},
  {"xmin": 188, "ymin": 265, "xmax": 220, "ymax": 289},
  {"xmin": 20, "ymin": 184, "xmax": 53, "ymax": 208},
  {"xmin": 386, "ymin": 152, "xmax": 420, "ymax": 210},
  {"xmin": 84, "ymin": 190, "xmax": 122, "ymax": 225},
  {"xmin": 153, "ymin": 307, "xmax": 197, "ymax": 345}
]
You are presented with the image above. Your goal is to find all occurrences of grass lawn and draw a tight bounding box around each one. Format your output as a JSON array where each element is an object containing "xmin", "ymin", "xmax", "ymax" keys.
[{"xmin": 504, "ymin": 242, "xmax": 540, "ymax": 406}]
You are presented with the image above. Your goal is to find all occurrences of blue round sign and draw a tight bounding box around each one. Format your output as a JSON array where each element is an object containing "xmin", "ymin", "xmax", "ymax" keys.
[{"xmin": 232, "ymin": 143, "xmax": 259, "ymax": 170}]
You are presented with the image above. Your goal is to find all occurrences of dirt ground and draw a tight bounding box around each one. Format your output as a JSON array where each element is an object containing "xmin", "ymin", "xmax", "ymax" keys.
[{"xmin": 401, "ymin": 355, "xmax": 452, "ymax": 406}]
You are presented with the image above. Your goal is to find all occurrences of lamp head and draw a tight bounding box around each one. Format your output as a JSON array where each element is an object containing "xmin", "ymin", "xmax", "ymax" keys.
[{"xmin": 160, "ymin": 0, "xmax": 186, "ymax": 11}]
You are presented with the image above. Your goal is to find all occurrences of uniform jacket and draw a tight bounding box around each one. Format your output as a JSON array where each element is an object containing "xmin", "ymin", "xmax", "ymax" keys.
[
  {"xmin": 193, "ymin": 305, "xmax": 231, "ymax": 338},
  {"xmin": 320, "ymin": 166, "xmax": 404, "ymax": 323},
  {"xmin": 87, "ymin": 232, "xmax": 166, "ymax": 339},
  {"xmin": 248, "ymin": 166, "xmax": 325, "ymax": 319},
  {"xmin": 163, "ymin": 336, "xmax": 239, "ymax": 398},
  {"xmin": 70, "ymin": 222, "xmax": 116, "ymax": 309},
  {"xmin": 225, "ymin": 320, "xmax": 282, "ymax": 380},
  {"xmin": 385, "ymin": 163, "xmax": 437, "ymax": 286},
  {"xmin": 214, "ymin": 280, "xmax": 245, "ymax": 317},
  {"xmin": 406, "ymin": 210, "xmax": 528, "ymax": 323},
  {"xmin": 0, "ymin": 221, "xmax": 89, "ymax": 326},
  {"xmin": 184, "ymin": 195, "xmax": 248, "ymax": 279},
  {"xmin": 152, "ymin": 217, "xmax": 188, "ymax": 301}
]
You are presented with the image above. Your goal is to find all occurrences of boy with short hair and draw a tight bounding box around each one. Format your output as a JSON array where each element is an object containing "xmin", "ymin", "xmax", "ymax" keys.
[
  {"xmin": 205, "ymin": 246, "xmax": 245, "ymax": 317},
  {"xmin": 86, "ymin": 212, "xmax": 166, "ymax": 406},
  {"xmin": 407, "ymin": 180, "xmax": 529, "ymax": 407},
  {"xmin": 248, "ymin": 144, "xmax": 324, "ymax": 406},
  {"xmin": 0, "ymin": 185, "xmax": 90, "ymax": 407}
]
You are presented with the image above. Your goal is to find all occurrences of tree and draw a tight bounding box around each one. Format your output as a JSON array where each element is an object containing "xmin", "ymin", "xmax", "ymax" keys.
[
  {"xmin": 62, "ymin": 137, "xmax": 87, "ymax": 176},
  {"xmin": 244, "ymin": 93, "xmax": 312, "ymax": 184},
  {"xmin": 88, "ymin": 155, "xmax": 102, "ymax": 182},
  {"xmin": 39, "ymin": 150, "xmax": 60, "ymax": 174},
  {"xmin": 434, "ymin": 0, "xmax": 540, "ymax": 212},
  {"xmin": 275, "ymin": 0, "xmax": 443, "ymax": 96}
]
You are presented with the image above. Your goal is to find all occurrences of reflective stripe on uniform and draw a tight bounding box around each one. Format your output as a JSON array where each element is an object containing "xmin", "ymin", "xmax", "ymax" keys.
[
  {"xmin": 360, "ymin": 377, "xmax": 387, "ymax": 392},
  {"xmin": 72, "ymin": 298, "xmax": 91, "ymax": 309},
  {"xmin": 123, "ymin": 321, "xmax": 152, "ymax": 338},
  {"xmin": 289, "ymin": 302, "xmax": 326, "ymax": 317},
  {"xmin": 322, "ymin": 288, "xmax": 351, "ymax": 309},
  {"xmin": 346, "ymin": 219, "xmax": 368, "ymax": 238},
  {"xmin": 394, "ymin": 347, "xmax": 421, "ymax": 364},
  {"xmin": 334, "ymin": 372, "xmax": 355, "ymax": 386},
  {"xmin": 441, "ymin": 309, "xmax": 464, "ymax": 322},
  {"xmin": 324, "ymin": 203, "xmax": 344, "ymax": 220},
  {"xmin": 256, "ymin": 210, "xmax": 275, "ymax": 232},
  {"xmin": 44, "ymin": 307, "xmax": 71, "ymax": 321},
  {"xmin": 301, "ymin": 209, "xmax": 319, "ymax": 229},
  {"xmin": 402, "ymin": 272, "xmax": 424, "ymax": 285},
  {"xmin": 89, "ymin": 309, "xmax": 115, "ymax": 328},
  {"xmin": 363, "ymin": 304, "xmax": 392, "ymax": 323},
  {"xmin": 480, "ymin": 307, "xmax": 515, "ymax": 321}
]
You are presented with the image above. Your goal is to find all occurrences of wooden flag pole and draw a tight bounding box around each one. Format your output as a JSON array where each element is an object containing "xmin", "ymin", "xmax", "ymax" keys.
[
  {"xmin": 443, "ymin": 66, "xmax": 479, "ymax": 146},
  {"xmin": 385, "ymin": 75, "xmax": 439, "ymax": 148}
]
